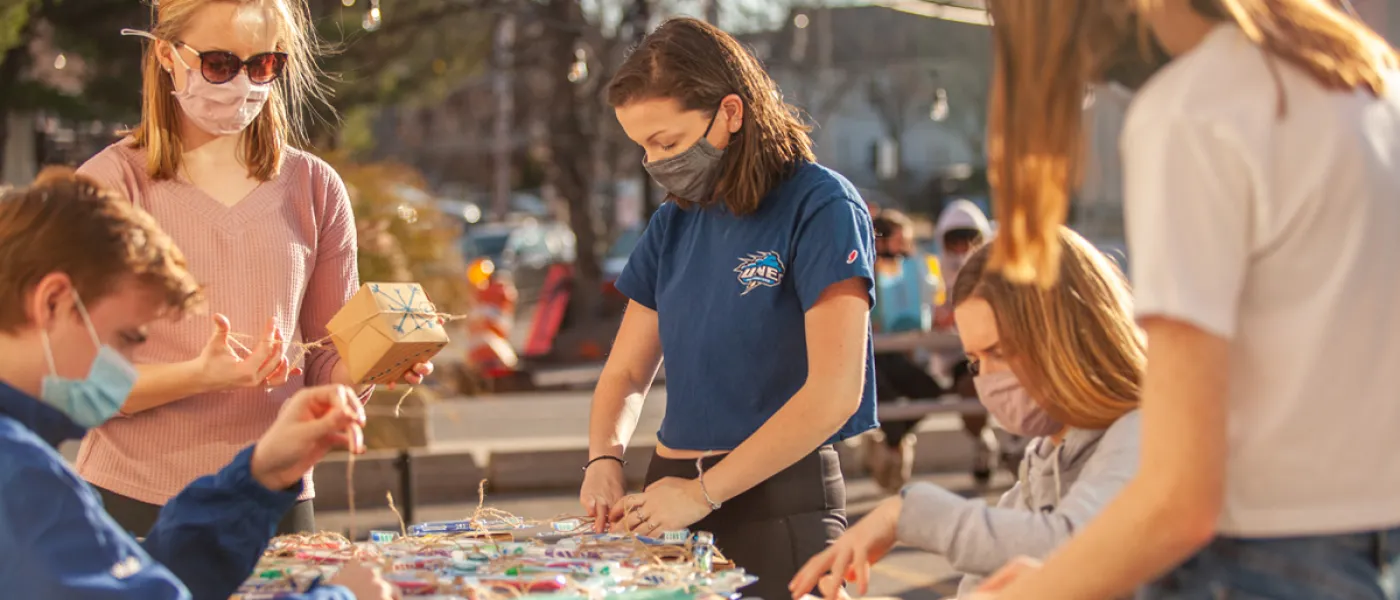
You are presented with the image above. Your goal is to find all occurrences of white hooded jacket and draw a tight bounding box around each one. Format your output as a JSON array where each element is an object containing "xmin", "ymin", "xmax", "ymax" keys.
[{"xmin": 934, "ymin": 199, "xmax": 993, "ymax": 293}]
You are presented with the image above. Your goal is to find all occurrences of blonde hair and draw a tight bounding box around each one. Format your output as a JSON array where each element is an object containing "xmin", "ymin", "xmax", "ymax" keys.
[
  {"xmin": 984, "ymin": 0, "xmax": 1397, "ymax": 287},
  {"xmin": 951, "ymin": 227, "xmax": 1142, "ymax": 429},
  {"xmin": 130, "ymin": 0, "xmax": 332, "ymax": 181}
]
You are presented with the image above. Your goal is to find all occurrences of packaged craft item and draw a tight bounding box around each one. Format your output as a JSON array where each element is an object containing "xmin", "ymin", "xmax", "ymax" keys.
[{"xmin": 327, "ymin": 282, "xmax": 450, "ymax": 385}]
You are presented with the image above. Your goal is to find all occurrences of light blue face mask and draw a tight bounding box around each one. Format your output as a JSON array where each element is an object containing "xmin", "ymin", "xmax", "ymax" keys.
[{"xmin": 38, "ymin": 292, "xmax": 137, "ymax": 428}]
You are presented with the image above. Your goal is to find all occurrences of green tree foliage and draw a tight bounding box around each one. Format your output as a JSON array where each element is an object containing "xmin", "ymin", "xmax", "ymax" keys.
[
  {"xmin": 0, "ymin": 0, "xmax": 36, "ymax": 65},
  {"xmin": 316, "ymin": 2, "xmax": 496, "ymax": 110},
  {"xmin": 327, "ymin": 156, "xmax": 472, "ymax": 315}
]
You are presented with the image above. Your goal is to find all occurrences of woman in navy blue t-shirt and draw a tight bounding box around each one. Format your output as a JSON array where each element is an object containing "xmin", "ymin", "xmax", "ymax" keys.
[{"xmin": 577, "ymin": 17, "xmax": 879, "ymax": 599}]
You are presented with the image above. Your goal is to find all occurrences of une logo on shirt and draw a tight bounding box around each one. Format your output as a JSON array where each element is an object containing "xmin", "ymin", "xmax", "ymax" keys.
[
  {"xmin": 735, "ymin": 251, "xmax": 786, "ymax": 295},
  {"xmin": 110, "ymin": 555, "xmax": 142, "ymax": 579}
]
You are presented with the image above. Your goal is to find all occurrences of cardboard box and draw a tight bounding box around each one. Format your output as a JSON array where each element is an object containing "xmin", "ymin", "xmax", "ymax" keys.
[{"xmin": 328, "ymin": 283, "xmax": 450, "ymax": 385}]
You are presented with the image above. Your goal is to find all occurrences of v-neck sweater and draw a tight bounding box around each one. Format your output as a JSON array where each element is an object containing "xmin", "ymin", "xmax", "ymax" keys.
[{"xmin": 73, "ymin": 140, "xmax": 360, "ymax": 505}]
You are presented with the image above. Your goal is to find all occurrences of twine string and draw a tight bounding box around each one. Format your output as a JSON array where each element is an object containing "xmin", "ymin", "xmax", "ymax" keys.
[
  {"xmin": 346, "ymin": 446, "xmax": 357, "ymax": 541},
  {"xmin": 227, "ymin": 302, "xmax": 467, "ymax": 379},
  {"xmin": 387, "ymin": 491, "xmax": 407, "ymax": 537}
]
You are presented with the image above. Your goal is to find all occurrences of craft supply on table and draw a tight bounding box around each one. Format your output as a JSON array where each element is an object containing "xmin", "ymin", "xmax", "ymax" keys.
[{"xmin": 231, "ymin": 514, "xmax": 754, "ymax": 600}]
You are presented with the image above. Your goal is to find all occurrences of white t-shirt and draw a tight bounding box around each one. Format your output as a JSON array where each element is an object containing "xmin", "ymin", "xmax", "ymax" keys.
[{"xmin": 1123, "ymin": 25, "xmax": 1400, "ymax": 537}]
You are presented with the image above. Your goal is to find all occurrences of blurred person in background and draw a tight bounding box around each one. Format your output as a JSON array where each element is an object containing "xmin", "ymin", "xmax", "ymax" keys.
[
  {"xmin": 975, "ymin": 0, "xmax": 1400, "ymax": 597},
  {"xmin": 790, "ymin": 227, "xmax": 1142, "ymax": 600},
  {"xmin": 580, "ymin": 17, "xmax": 878, "ymax": 599},
  {"xmin": 75, "ymin": 0, "xmax": 431, "ymax": 537},
  {"xmin": 864, "ymin": 209, "xmax": 943, "ymax": 493},
  {"xmin": 0, "ymin": 170, "xmax": 392, "ymax": 600},
  {"xmin": 932, "ymin": 199, "xmax": 1015, "ymax": 484}
]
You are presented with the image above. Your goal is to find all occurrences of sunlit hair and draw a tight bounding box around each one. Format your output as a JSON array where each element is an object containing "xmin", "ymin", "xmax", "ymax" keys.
[
  {"xmin": 130, "ymin": 0, "xmax": 333, "ymax": 181},
  {"xmin": 951, "ymin": 227, "xmax": 1142, "ymax": 429},
  {"xmin": 0, "ymin": 168, "xmax": 203, "ymax": 332},
  {"xmin": 984, "ymin": 0, "xmax": 1396, "ymax": 287},
  {"xmin": 607, "ymin": 17, "xmax": 815, "ymax": 215}
]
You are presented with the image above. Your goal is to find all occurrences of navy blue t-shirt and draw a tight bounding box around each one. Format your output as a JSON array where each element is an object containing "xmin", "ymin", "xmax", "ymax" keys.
[{"xmin": 615, "ymin": 161, "xmax": 879, "ymax": 451}]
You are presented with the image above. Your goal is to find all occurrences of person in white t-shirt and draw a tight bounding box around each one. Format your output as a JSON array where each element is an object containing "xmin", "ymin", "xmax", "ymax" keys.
[{"xmin": 963, "ymin": 0, "xmax": 1400, "ymax": 598}]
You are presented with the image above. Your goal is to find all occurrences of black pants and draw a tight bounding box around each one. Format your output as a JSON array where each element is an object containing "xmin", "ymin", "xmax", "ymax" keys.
[
  {"xmin": 95, "ymin": 486, "xmax": 316, "ymax": 537},
  {"xmin": 874, "ymin": 352, "xmax": 946, "ymax": 448},
  {"xmin": 646, "ymin": 446, "xmax": 846, "ymax": 600}
]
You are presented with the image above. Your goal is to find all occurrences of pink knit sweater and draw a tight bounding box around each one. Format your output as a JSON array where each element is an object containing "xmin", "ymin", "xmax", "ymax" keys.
[{"xmin": 75, "ymin": 140, "xmax": 360, "ymax": 504}]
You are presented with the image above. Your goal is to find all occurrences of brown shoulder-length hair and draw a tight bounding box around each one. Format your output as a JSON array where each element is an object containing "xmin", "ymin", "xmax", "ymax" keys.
[
  {"xmin": 606, "ymin": 17, "xmax": 815, "ymax": 215},
  {"xmin": 951, "ymin": 227, "xmax": 1143, "ymax": 430},
  {"xmin": 129, "ymin": 0, "xmax": 332, "ymax": 182},
  {"xmin": 984, "ymin": 0, "xmax": 1397, "ymax": 287}
]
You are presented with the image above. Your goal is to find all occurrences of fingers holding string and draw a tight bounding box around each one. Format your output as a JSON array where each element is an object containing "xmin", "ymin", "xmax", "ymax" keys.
[
  {"xmin": 309, "ymin": 386, "xmax": 366, "ymax": 453},
  {"xmin": 254, "ymin": 327, "xmax": 287, "ymax": 381}
]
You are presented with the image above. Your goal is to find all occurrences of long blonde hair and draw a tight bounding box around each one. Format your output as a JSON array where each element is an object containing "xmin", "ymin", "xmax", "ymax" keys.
[
  {"xmin": 951, "ymin": 227, "xmax": 1143, "ymax": 429},
  {"xmin": 130, "ymin": 0, "xmax": 332, "ymax": 181},
  {"xmin": 985, "ymin": 0, "xmax": 1397, "ymax": 287}
]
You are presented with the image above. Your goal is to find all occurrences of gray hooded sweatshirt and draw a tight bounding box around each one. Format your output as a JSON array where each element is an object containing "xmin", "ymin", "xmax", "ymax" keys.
[{"xmin": 896, "ymin": 410, "xmax": 1141, "ymax": 598}]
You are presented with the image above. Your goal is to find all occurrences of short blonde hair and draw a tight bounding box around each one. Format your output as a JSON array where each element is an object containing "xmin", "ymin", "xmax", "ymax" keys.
[
  {"xmin": 130, "ymin": 0, "xmax": 332, "ymax": 181},
  {"xmin": 951, "ymin": 227, "xmax": 1142, "ymax": 429}
]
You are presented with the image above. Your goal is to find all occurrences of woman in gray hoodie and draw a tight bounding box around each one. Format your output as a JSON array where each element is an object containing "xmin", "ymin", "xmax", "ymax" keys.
[{"xmin": 790, "ymin": 227, "xmax": 1143, "ymax": 599}]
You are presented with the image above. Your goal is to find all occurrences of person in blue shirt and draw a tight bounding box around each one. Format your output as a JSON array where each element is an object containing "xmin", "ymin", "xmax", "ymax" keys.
[
  {"xmin": 577, "ymin": 17, "xmax": 878, "ymax": 600},
  {"xmin": 0, "ymin": 169, "xmax": 394, "ymax": 600},
  {"xmin": 865, "ymin": 210, "xmax": 945, "ymax": 494}
]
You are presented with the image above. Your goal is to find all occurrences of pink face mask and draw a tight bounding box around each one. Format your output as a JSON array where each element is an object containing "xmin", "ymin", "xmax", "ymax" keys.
[
  {"xmin": 169, "ymin": 49, "xmax": 271, "ymax": 136},
  {"xmin": 974, "ymin": 370, "xmax": 1064, "ymax": 437},
  {"xmin": 121, "ymin": 29, "xmax": 272, "ymax": 136}
]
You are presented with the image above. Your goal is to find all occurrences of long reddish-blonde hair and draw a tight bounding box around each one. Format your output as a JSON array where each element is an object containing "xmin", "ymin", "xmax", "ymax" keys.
[
  {"xmin": 951, "ymin": 227, "xmax": 1142, "ymax": 429},
  {"xmin": 985, "ymin": 0, "xmax": 1397, "ymax": 287}
]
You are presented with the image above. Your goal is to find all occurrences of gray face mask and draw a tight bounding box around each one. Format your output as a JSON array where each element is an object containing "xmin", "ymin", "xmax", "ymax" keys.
[{"xmin": 644, "ymin": 109, "xmax": 725, "ymax": 203}]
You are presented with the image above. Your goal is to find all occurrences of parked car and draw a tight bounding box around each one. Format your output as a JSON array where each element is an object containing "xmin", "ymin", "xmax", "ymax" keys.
[
  {"xmin": 602, "ymin": 226, "xmax": 643, "ymax": 283},
  {"xmin": 460, "ymin": 219, "xmax": 576, "ymax": 304}
]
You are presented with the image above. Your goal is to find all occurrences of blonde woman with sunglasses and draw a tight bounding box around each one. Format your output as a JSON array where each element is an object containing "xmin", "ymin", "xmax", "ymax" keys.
[{"xmin": 73, "ymin": 0, "xmax": 431, "ymax": 537}]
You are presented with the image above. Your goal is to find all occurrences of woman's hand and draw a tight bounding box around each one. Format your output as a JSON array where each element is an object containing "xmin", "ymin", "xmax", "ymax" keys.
[
  {"xmin": 580, "ymin": 458, "xmax": 627, "ymax": 533},
  {"xmin": 196, "ymin": 315, "xmax": 298, "ymax": 391},
  {"xmin": 789, "ymin": 496, "xmax": 903, "ymax": 599},
  {"xmin": 816, "ymin": 575, "xmax": 853, "ymax": 600},
  {"xmin": 388, "ymin": 361, "xmax": 434, "ymax": 389},
  {"xmin": 329, "ymin": 561, "xmax": 397, "ymax": 600},
  {"xmin": 609, "ymin": 477, "xmax": 713, "ymax": 537}
]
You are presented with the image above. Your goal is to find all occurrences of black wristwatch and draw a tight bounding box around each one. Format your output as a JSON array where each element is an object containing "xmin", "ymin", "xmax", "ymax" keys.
[{"xmin": 583, "ymin": 455, "xmax": 626, "ymax": 472}]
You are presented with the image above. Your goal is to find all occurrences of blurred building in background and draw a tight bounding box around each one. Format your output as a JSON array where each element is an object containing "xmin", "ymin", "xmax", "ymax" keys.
[{"xmin": 743, "ymin": 4, "xmax": 991, "ymax": 218}]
